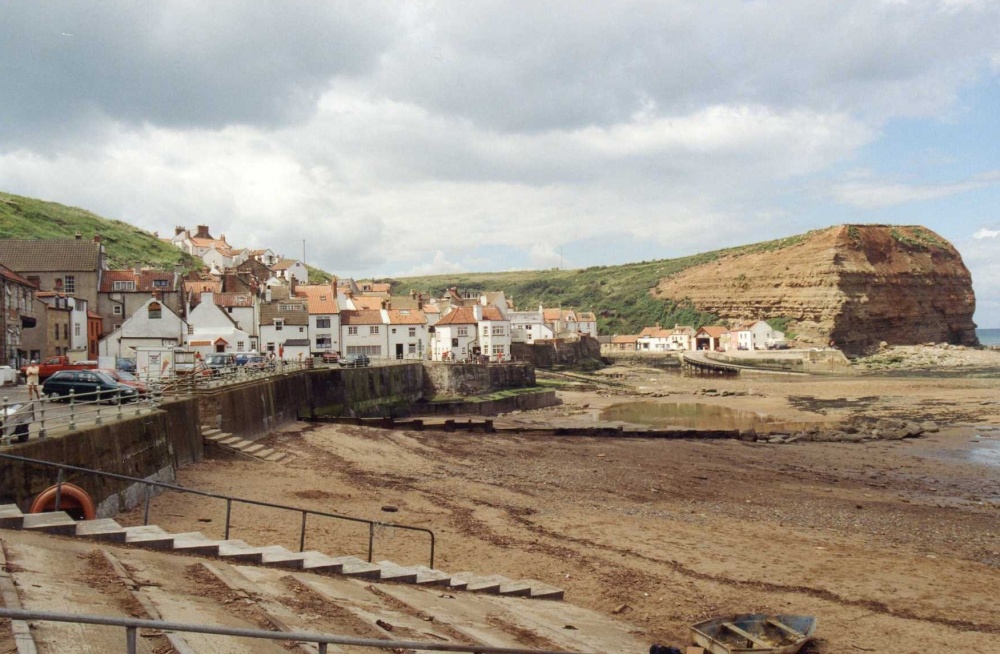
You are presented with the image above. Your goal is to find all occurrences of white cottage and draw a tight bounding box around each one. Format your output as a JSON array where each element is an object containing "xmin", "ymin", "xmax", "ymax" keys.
[
  {"xmin": 186, "ymin": 292, "xmax": 254, "ymax": 356},
  {"xmin": 98, "ymin": 297, "xmax": 187, "ymax": 364}
]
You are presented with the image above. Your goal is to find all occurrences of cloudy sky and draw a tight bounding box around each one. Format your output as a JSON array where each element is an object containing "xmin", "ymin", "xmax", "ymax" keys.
[{"xmin": 1, "ymin": 1, "xmax": 998, "ymax": 326}]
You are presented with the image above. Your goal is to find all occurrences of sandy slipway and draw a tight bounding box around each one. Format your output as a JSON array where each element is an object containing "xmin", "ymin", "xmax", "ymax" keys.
[{"xmin": 92, "ymin": 359, "xmax": 1000, "ymax": 654}]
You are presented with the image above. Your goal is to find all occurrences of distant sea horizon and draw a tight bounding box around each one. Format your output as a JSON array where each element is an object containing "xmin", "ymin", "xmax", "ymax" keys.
[{"xmin": 977, "ymin": 328, "xmax": 1000, "ymax": 346}]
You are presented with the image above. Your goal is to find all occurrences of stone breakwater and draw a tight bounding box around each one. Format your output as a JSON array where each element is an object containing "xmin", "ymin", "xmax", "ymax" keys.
[{"xmin": 746, "ymin": 417, "xmax": 940, "ymax": 444}]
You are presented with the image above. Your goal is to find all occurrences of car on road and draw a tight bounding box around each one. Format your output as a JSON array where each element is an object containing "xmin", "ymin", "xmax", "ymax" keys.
[
  {"xmin": 204, "ymin": 353, "xmax": 237, "ymax": 376},
  {"xmin": 42, "ymin": 370, "xmax": 139, "ymax": 403},
  {"xmin": 99, "ymin": 368, "xmax": 149, "ymax": 396},
  {"xmin": 321, "ymin": 350, "xmax": 340, "ymax": 363},
  {"xmin": 338, "ymin": 354, "xmax": 371, "ymax": 368},
  {"xmin": 242, "ymin": 355, "xmax": 274, "ymax": 371}
]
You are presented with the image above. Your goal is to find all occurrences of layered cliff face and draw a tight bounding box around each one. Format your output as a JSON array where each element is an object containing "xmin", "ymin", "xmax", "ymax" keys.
[{"xmin": 654, "ymin": 225, "xmax": 978, "ymax": 355}]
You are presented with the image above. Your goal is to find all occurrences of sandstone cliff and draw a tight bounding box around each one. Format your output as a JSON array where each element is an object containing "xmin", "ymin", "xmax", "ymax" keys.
[{"xmin": 654, "ymin": 225, "xmax": 978, "ymax": 355}]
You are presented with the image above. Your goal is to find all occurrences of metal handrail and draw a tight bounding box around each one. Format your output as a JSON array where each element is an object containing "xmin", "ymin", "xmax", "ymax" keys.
[
  {"xmin": 0, "ymin": 608, "xmax": 582, "ymax": 654},
  {"xmin": 0, "ymin": 451, "xmax": 436, "ymax": 568},
  {"xmin": 2, "ymin": 390, "xmax": 161, "ymax": 443}
]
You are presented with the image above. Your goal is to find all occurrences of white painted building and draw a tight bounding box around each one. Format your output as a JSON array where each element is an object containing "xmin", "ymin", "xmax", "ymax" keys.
[
  {"xmin": 186, "ymin": 292, "xmax": 254, "ymax": 356},
  {"xmin": 271, "ymin": 259, "xmax": 309, "ymax": 285},
  {"xmin": 431, "ymin": 307, "xmax": 479, "ymax": 361},
  {"xmin": 477, "ymin": 306, "xmax": 511, "ymax": 360},
  {"xmin": 98, "ymin": 298, "xmax": 187, "ymax": 364},
  {"xmin": 294, "ymin": 283, "xmax": 342, "ymax": 355},
  {"xmin": 385, "ymin": 309, "xmax": 428, "ymax": 359},
  {"xmin": 69, "ymin": 297, "xmax": 90, "ymax": 357},
  {"xmin": 258, "ymin": 296, "xmax": 310, "ymax": 357},
  {"xmin": 340, "ymin": 310, "xmax": 387, "ymax": 357},
  {"xmin": 508, "ymin": 309, "xmax": 555, "ymax": 343}
]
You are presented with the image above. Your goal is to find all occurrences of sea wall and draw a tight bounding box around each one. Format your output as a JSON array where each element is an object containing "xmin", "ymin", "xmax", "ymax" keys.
[
  {"xmin": 422, "ymin": 362, "xmax": 535, "ymax": 397},
  {"xmin": 0, "ymin": 397, "xmax": 200, "ymax": 516},
  {"xmin": 510, "ymin": 336, "xmax": 603, "ymax": 369}
]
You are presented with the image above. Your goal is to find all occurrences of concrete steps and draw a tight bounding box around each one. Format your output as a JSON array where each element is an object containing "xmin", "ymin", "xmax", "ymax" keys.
[
  {"xmin": 202, "ymin": 426, "xmax": 290, "ymax": 463},
  {"xmin": 0, "ymin": 504, "xmax": 564, "ymax": 601}
]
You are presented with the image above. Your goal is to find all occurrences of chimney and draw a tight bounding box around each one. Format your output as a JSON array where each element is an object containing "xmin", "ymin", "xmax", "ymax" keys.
[
  {"xmin": 175, "ymin": 226, "xmax": 185, "ymax": 235},
  {"xmin": 265, "ymin": 287, "xmax": 272, "ymax": 303},
  {"xmin": 196, "ymin": 225, "xmax": 210, "ymax": 238},
  {"xmin": 75, "ymin": 233, "xmax": 82, "ymax": 240},
  {"xmin": 93, "ymin": 233, "xmax": 102, "ymax": 243},
  {"xmin": 133, "ymin": 264, "xmax": 141, "ymax": 275},
  {"xmin": 473, "ymin": 305, "xmax": 483, "ymax": 321}
]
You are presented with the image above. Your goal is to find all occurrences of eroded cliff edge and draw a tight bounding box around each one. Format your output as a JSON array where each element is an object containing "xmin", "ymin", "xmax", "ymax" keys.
[{"xmin": 654, "ymin": 225, "xmax": 978, "ymax": 355}]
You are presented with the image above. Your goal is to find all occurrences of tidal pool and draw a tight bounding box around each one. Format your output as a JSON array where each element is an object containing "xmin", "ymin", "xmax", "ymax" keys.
[{"xmin": 599, "ymin": 401, "xmax": 828, "ymax": 433}]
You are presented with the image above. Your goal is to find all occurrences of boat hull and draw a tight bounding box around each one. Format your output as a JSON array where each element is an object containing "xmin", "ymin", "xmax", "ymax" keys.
[{"xmin": 690, "ymin": 614, "xmax": 816, "ymax": 654}]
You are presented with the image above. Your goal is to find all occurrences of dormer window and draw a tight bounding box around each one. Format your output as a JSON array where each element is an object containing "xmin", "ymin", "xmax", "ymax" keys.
[
  {"xmin": 113, "ymin": 281, "xmax": 136, "ymax": 291},
  {"xmin": 148, "ymin": 302, "xmax": 162, "ymax": 319}
]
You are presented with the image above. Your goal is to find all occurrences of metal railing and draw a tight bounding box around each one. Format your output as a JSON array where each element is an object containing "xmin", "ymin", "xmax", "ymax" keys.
[
  {"xmin": 0, "ymin": 452, "xmax": 436, "ymax": 567},
  {"xmin": 0, "ymin": 608, "xmax": 581, "ymax": 654},
  {"xmin": 1, "ymin": 389, "xmax": 163, "ymax": 444}
]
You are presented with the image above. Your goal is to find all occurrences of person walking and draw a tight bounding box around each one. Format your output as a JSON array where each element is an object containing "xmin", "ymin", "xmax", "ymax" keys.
[{"xmin": 25, "ymin": 360, "xmax": 41, "ymax": 400}]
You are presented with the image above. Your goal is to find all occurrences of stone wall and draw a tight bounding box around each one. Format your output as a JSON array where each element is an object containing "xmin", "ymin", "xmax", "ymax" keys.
[
  {"xmin": 0, "ymin": 397, "xmax": 201, "ymax": 516},
  {"xmin": 422, "ymin": 362, "xmax": 534, "ymax": 397},
  {"xmin": 510, "ymin": 336, "xmax": 603, "ymax": 369}
]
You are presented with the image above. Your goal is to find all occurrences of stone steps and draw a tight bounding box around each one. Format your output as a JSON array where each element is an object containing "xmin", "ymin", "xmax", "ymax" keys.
[
  {"xmin": 0, "ymin": 504, "xmax": 564, "ymax": 601},
  {"xmin": 201, "ymin": 426, "xmax": 290, "ymax": 463}
]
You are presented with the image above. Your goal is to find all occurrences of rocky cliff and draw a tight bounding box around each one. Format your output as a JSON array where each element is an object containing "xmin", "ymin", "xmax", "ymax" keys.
[{"xmin": 654, "ymin": 225, "xmax": 978, "ymax": 355}]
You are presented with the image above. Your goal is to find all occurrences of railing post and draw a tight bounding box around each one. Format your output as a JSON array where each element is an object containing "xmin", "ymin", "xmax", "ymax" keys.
[
  {"xmin": 38, "ymin": 399, "xmax": 46, "ymax": 439},
  {"xmin": 117, "ymin": 390, "xmax": 123, "ymax": 420},
  {"xmin": 224, "ymin": 499, "xmax": 232, "ymax": 540},
  {"xmin": 0, "ymin": 396, "xmax": 8, "ymax": 446},
  {"xmin": 54, "ymin": 468, "xmax": 64, "ymax": 512},
  {"xmin": 95, "ymin": 398, "xmax": 102, "ymax": 425},
  {"xmin": 368, "ymin": 523, "xmax": 375, "ymax": 563},
  {"xmin": 300, "ymin": 512, "xmax": 307, "ymax": 552},
  {"xmin": 126, "ymin": 625, "xmax": 137, "ymax": 654},
  {"xmin": 68, "ymin": 389, "xmax": 76, "ymax": 431}
]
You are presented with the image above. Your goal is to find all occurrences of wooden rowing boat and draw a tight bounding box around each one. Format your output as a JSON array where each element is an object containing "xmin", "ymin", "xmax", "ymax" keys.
[{"xmin": 690, "ymin": 614, "xmax": 816, "ymax": 653}]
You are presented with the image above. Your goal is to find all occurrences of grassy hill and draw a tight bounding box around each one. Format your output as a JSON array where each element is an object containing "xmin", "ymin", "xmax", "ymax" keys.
[
  {"xmin": 0, "ymin": 191, "xmax": 200, "ymax": 270},
  {"xmin": 390, "ymin": 234, "xmax": 809, "ymax": 335}
]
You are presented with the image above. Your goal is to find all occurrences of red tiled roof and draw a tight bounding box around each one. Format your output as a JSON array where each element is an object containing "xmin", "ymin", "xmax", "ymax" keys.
[
  {"xmin": 612, "ymin": 335, "xmax": 639, "ymax": 344},
  {"xmin": 270, "ymin": 259, "xmax": 299, "ymax": 271},
  {"xmin": 0, "ymin": 263, "xmax": 35, "ymax": 287},
  {"xmin": 480, "ymin": 307, "xmax": 505, "ymax": 321},
  {"xmin": 386, "ymin": 310, "xmax": 426, "ymax": 325},
  {"xmin": 351, "ymin": 296, "xmax": 383, "ymax": 310},
  {"xmin": 100, "ymin": 269, "xmax": 176, "ymax": 293},
  {"xmin": 697, "ymin": 326, "xmax": 728, "ymax": 337},
  {"xmin": 435, "ymin": 307, "xmax": 478, "ymax": 326},
  {"xmin": 341, "ymin": 310, "xmax": 384, "ymax": 325},
  {"xmin": 577, "ymin": 312, "xmax": 597, "ymax": 322},
  {"xmin": 294, "ymin": 285, "xmax": 339, "ymax": 314},
  {"xmin": 542, "ymin": 308, "xmax": 562, "ymax": 321},
  {"xmin": 213, "ymin": 293, "xmax": 253, "ymax": 308},
  {"xmin": 184, "ymin": 280, "xmax": 222, "ymax": 294}
]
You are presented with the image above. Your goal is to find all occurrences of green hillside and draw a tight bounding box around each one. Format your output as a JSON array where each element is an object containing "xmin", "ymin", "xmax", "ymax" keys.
[
  {"xmin": 0, "ymin": 191, "xmax": 199, "ymax": 270},
  {"xmin": 390, "ymin": 234, "xmax": 809, "ymax": 335}
]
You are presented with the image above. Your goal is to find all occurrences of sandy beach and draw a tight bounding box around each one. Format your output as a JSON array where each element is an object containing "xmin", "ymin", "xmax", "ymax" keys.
[{"xmin": 125, "ymin": 349, "xmax": 1000, "ymax": 653}]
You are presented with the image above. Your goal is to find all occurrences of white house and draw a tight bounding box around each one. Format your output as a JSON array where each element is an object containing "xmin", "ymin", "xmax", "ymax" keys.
[
  {"xmin": 186, "ymin": 292, "xmax": 254, "ymax": 356},
  {"xmin": 576, "ymin": 311, "xmax": 598, "ymax": 337},
  {"xmin": 508, "ymin": 309, "xmax": 555, "ymax": 343},
  {"xmin": 258, "ymin": 296, "xmax": 310, "ymax": 357},
  {"xmin": 98, "ymin": 298, "xmax": 187, "ymax": 366},
  {"xmin": 212, "ymin": 292, "xmax": 257, "ymax": 339},
  {"xmin": 477, "ymin": 306, "xmax": 511, "ymax": 361},
  {"xmin": 340, "ymin": 310, "xmax": 386, "ymax": 358},
  {"xmin": 270, "ymin": 259, "xmax": 309, "ymax": 285},
  {"xmin": 432, "ymin": 307, "xmax": 479, "ymax": 361},
  {"xmin": 385, "ymin": 309, "xmax": 428, "ymax": 359},
  {"xmin": 294, "ymin": 283, "xmax": 341, "ymax": 354}
]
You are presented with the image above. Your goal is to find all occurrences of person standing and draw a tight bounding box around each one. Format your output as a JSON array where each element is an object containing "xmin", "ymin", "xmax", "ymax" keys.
[{"xmin": 25, "ymin": 360, "xmax": 41, "ymax": 400}]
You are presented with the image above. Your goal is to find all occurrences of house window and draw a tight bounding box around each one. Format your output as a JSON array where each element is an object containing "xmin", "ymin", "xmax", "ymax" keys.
[
  {"xmin": 74, "ymin": 323, "xmax": 81, "ymax": 336},
  {"xmin": 237, "ymin": 341, "xmax": 245, "ymax": 350},
  {"xmin": 457, "ymin": 326, "xmax": 468, "ymax": 337},
  {"xmin": 348, "ymin": 326, "xmax": 358, "ymax": 335},
  {"xmin": 113, "ymin": 281, "xmax": 136, "ymax": 291},
  {"xmin": 113, "ymin": 305, "xmax": 123, "ymax": 315},
  {"xmin": 451, "ymin": 338, "xmax": 459, "ymax": 347},
  {"xmin": 54, "ymin": 324, "xmax": 59, "ymax": 339},
  {"xmin": 153, "ymin": 279, "xmax": 169, "ymax": 288},
  {"xmin": 275, "ymin": 320, "xmax": 283, "ymax": 331},
  {"xmin": 408, "ymin": 327, "xmax": 416, "ymax": 337},
  {"xmin": 317, "ymin": 335, "xmax": 332, "ymax": 349},
  {"xmin": 148, "ymin": 302, "xmax": 162, "ymax": 319},
  {"xmin": 482, "ymin": 327, "xmax": 488, "ymax": 337},
  {"xmin": 370, "ymin": 326, "xmax": 379, "ymax": 335},
  {"xmin": 492, "ymin": 326, "xmax": 504, "ymax": 336},
  {"xmin": 298, "ymin": 327, "xmax": 304, "ymax": 333},
  {"xmin": 492, "ymin": 345, "xmax": 505, "ymax": 355},
  {"xmin": 392, "ymin": 328, "xmax": 397, "ymax": 334},
  {"xmin": 316, "ymin": 317, "xmax": 331, "ymax": 329},
  {"xmin": 64, "ymin": 275, "xmax": 76, "ymax": 294}
]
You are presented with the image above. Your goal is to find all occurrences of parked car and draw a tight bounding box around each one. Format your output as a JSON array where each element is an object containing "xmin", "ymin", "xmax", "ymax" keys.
[
  {"xmin": 321, "ymin": 350, "xmax": 340, "ymax": 363},
  {"xmin": 174, "ymin": 361, "xmax": 213, "ymax": 377},
  {"xmin": 242, "ymin": 355, "xmax": 274, "ymax": 371},
  {"xmin": 204, "ymin": 353, "xmax": 237, "ymax": 376},
  {"xmin": 116, "ymin": 357, "xmax": 137, "ymax": 373},
  {"xmin": 20, "ymin": 356, "xmax": 98, "ymax": 382},
  {"xmin": 99, "ymin": 368, "xmax": 149, "ymax": 396},
  {"xmin": 339, "ymin": 354, "xmax": 371, "ymax": 368},
  {"xmin": 235, "ymin": 352, "xmax": 260, "ymax": 366},
  {"xmin": 42, "ymin": 370, "xmax": 139, "ymax": 403}
]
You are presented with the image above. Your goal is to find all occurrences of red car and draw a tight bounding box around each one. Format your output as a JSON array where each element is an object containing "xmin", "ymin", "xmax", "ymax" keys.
[
  {"xmin": 98, "ymin": 369, "xmax": 149, "ymax": 396},
  {"xmin": 321, "ymin": 350, "xmax": 340, "ymax": 363}
]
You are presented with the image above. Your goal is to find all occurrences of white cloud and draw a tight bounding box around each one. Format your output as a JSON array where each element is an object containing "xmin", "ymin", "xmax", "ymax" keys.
[
  {"xmin": 973, "ymin": 228, "xmax": 1000, "ymax": 239},
  {"xmin": 832, "ymin": 171, "xmax": 1000, "ymax": 208}
]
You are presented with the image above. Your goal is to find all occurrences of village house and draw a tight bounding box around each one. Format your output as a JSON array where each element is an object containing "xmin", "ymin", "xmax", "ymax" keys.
[
  {"xmin": 576, "ymin": 311, "xmax": 598, "ymax": 337},
  {"xmin": 0, "ymin": 235, "xmax": 106, "ymax": 313},
  {"xmin": 269, "ymin": 259, "xmax": 309, "ymax": 285},
  {"xmin": 186, "ymin": 292, "xmax": 255, "ymax": 356},
  {"xmin": 98, "ymin": 268, "xmax": 182, "ymax": 335},
  {"xmin": 340, "ymin": 310, "xmax": 387, "ymax": 358},
  {"xmin": 431, "ymin": 306, "xmax": 479, "ymax": 361},
  {"xmin": 0, "ymin": 263, "xmax": 37, "ymax": 368},
  {"xmin": 98, "ymin": 297, "xmax": 186, "ymax": 365},
  {"xmin": 257, "ymin": 288, "xmax": 308, "ymax": 357},
  {"xmin": 694, "ymin": 325, "xmax": 727, "ymax": 351},
  {"xmin": 294, "ymin": 283, "xmax": 341, "ymax": 355},
  {"xmin": 603, "ymin": 335, "xmax": 639, "ymax": 353},
  {"xmin": 507, "ymin": 308, "xmax": 555, "ymax": 343},
  {"xmin": 385, "ymin": 309, "xmax": 428, "ymax": 359},
  {"xmin": 477, "ymin": 306, "xmax": 511, "ymax": 360},
  {"xmin": 211, "ymin": 292, "xmax": 257, "ymax": 339},
  {"xmin": 721, "ymin": 321, "xmax": 784, "ymax": 351},
  {"xmin": 248, "ymin": 249, "xmax": 278, "ymax": 267},
  {"xmin": 722, "ymin": 323, "xmax": 755, "ymax": 351}
]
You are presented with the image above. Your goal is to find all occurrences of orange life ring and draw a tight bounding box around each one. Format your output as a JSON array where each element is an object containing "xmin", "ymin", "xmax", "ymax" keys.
[{"xmin": 29, "ymin": 482, "xmax": 96, "ymax": 521}]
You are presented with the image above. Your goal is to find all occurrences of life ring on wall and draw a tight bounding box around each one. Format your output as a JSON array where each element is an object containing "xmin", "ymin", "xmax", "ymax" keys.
[{"xmin": 29, "ymin": 482, "xmax": 96, "ymax": 521}]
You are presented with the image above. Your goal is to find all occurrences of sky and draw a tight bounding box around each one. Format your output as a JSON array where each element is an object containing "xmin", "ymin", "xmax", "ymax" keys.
[{"xmin": 1, "ymin": 1, "xmax": 998, "ymax": 326}]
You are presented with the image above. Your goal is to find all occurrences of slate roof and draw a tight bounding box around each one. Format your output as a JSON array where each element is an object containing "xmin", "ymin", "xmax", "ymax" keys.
[
  {"xmin": 0, "ymin": 239, "xmax": 103, "ymax": 272},
  {"xmin": 259, "ymin": 301, "xmax": 309, "ymax": 326},
  {"xmin": 341, "ymin": 310, "xmax": 384, "ymax": 325},
  {"xmin": 282, "ymin": 338, "xmax": 310, "ymax": 346}
]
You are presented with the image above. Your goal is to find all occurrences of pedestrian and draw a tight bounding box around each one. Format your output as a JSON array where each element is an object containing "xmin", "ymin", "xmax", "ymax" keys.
[{"xmin": 25, "ymin": 360, "xmax": 41, "ymax": 400}]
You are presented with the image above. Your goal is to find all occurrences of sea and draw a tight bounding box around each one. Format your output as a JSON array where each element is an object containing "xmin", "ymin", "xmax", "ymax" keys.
[{"xmin": 977, "ymin": 328, "xmax": 1000, "ymax": 346}]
